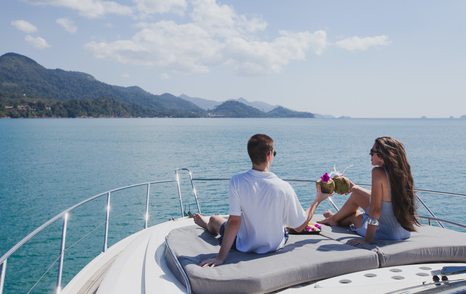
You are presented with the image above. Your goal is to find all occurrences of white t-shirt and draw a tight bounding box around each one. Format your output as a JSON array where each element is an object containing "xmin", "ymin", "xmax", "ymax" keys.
[{"xmin": 228, "ymin": 169, "xmax": 306, "ymax": 254}]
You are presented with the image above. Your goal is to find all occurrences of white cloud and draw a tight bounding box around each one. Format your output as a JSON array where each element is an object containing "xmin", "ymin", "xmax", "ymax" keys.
[
  {"xmin": 86, "ymin": 20, "xmax": 223, "ymax": 73},
  {"xmin": 191, "ymin": 0, "xmax": 267, "ymax": 38},
  {"xmin": 135, "ymin": 0, "xmax": 187, "ymax": 16},
  {"xmin": 225, "ymin": 31, "xmax": 327, "ymax": 75},
  {"xmin": 11, "ymin": 19, "xmax": 38, "ymax": 33},
  {"xmin": 27, "ymin": 0, "xmax": 132, "ymax": 18},
  {"xmin": 86, "ymin": 0, "xmax": 325, "ymax": 76},
  {"xmin": 56, "ymin": 18, "xmax": 78, "ymax": 33},
  {"xmin": 25, "ymin": 35, "xmax": 50, "ymax": 49},
  {"xmin": 161, "ymin": 73, "xmax": 171, "ymax": 80},
  {"xmin": 336, "ymin": 35, "xmax": 391, "ymax": 51}
]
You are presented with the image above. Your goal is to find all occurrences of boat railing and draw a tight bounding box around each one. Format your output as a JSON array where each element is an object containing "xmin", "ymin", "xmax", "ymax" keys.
[
  {"xmin": 1, "ymin": 169, "xmax": 465, "ymax": 294},
  {"xmin": 191, "ymin": 176, "xmax": 466, "ymax": 230},
  {"xmin": 0, "ymin": 178, "xmax": 179, "ymax": 294}
]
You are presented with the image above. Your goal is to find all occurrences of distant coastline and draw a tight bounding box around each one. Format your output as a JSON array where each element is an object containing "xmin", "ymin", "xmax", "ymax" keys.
[
  {"xmin": 1, "ymin": 53, "xmax": 463, "ymax": 119},
  {"xmin": 0, "ymin": 52, "xmax": 318, "ymax": 119}
]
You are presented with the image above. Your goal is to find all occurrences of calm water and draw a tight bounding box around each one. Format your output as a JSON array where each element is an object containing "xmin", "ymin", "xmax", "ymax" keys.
[{"xmin": 1, "ymin": 118, "xmax": 466, "ymax": 293}]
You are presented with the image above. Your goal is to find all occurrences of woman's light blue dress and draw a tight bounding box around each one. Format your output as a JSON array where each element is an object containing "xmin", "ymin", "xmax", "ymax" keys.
[{"xmin": 354, "ymin": 202, "xmax": 410, "ymax": 240}]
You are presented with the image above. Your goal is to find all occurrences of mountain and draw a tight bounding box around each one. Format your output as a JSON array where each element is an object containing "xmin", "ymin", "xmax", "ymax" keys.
[
  {"xmin": 0, "ymin": 52, "xmax": 206, "ymax": 117},
  {"xmin": 180, "ymin": 94, "xmax": 277, "ymax": 113},
  {"xmin": 314, "ymin": 113, "xmax": 336, "ymax": 119},
  {"xmin": 266, "ymin": 106, "xmax": 314, "ymax": 118},
  {"xmin": 236, "ymin": 98, "xmax": 276, "ymax": 112},
  {"xmin": 179, "ymin": 94, "xmax": 221, "ymax": 110},
  {"xmin": 210, "ymin": 100, "xmax": 265, "ymax": 117},
  {"xmin": 0, "ymin": 52, "xmax": 321, "ymax": 118}
]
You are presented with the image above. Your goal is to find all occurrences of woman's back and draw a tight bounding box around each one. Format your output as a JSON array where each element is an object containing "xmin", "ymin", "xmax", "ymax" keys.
[{"xmin": 376, "ymin": 201, "xmax": 410, "ymax": 240}]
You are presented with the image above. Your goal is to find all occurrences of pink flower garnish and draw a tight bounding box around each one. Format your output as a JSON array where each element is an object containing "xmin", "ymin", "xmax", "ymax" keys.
[{"xmin": 321, "ymin": 173, "xmax": 330, "ymax": 183}]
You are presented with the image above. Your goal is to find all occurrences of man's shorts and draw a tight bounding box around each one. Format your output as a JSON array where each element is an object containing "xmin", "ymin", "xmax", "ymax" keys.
[
  {"xmin": 218, "ymin": 222, "xmax": 237, "ymax": 250},
  {"xmin": 219, "ymin": 223, "xmax": 290, "ymax": 251}
]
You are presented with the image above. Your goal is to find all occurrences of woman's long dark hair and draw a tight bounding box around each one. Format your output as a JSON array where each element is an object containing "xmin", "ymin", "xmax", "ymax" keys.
[{"xmin": 374, "ymin": 136, "xmax": 419, "ymax": 231}]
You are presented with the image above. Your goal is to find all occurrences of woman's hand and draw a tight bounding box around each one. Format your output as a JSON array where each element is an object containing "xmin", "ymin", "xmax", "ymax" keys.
[
  {"xmin": 346, "ymin": 238, "xmax": 368, "ymax": 246},
  {"xmin": 346, "ymin": 179, "xmax": 356, "ymax": 194}
]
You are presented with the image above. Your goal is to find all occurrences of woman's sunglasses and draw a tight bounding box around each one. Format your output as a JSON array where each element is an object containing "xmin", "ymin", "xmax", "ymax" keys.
[{"xmin": 369, "ymin": 148, "xmax": 379, "ymax": 156}]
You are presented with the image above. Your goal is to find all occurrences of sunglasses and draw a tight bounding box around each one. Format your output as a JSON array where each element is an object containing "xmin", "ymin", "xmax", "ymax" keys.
[
  {"xmin": 369, "ymin": 148, "xmax": 379, "ymax": 156},
  {"xmin": 271, "ymin": 150, "xmax": 277, "ymax": 157}
]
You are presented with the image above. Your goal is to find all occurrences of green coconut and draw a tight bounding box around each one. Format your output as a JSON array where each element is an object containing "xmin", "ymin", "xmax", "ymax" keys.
[
  {"xmin": 333, "ymin": 175, "xmax": 351, "ymax": 194},
  {"xmin": 317, "ymin": 178, "xmax": 335, "ymax": 194}
]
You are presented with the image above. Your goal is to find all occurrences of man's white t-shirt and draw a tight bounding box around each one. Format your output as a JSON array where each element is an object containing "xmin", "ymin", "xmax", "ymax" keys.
[{"xmin": 228, "ymin": 169, "xmax": 306, "ymax": 254}]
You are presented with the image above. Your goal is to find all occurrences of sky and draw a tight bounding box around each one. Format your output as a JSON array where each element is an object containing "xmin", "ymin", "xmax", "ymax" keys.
[{"xmin": 1, "ymin": 0, "xmax": 466, "ymax": 118}]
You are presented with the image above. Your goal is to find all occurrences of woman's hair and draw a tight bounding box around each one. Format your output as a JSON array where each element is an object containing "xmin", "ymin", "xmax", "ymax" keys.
[
  {"xmin": 373, "ymin": 136, "xmax": 419, "ymax": 231},
  {"xmin": 247, "ymin": 134, "xmax": 274, "ymax": 165}
]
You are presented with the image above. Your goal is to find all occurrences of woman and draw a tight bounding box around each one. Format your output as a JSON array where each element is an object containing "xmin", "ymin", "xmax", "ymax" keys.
[{"xmin": 319, "ymin": 136, "xmax": 419, "ymax": 244}]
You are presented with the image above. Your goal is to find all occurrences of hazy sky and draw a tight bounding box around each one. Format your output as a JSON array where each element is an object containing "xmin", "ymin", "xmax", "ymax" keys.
[{"xmin": 1, "ymin": 0, "xmax": 465, "ymax": 118}]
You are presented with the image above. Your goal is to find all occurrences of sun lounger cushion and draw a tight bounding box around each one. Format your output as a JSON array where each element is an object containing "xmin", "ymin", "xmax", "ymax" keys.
[
  {"xmin": 373, "ymin": 225, "xmax": 466, "ymax": 267},
  {"xmin": 165, "ymin": 225, "xmax": 379, "ymax": 294},
  {"xmin": 319, "ymin": 223, "xmax": 466, "ymax": 267}
]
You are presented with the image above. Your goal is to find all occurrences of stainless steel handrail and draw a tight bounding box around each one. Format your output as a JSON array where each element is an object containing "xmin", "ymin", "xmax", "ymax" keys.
[
  {"xmin": 175, "ymin": 168, "xmax": 202, "ymax": 216},
  {"xmin": 0, "ymin": 260, "xmax": 6, "ymax": 294},
  {"xmin": 0, "ymin": 179, "xmax": 175, "ymax": 294},
  {"xmin": 417, "ymin": 215, "xmax": 466, "ymax": 229}
]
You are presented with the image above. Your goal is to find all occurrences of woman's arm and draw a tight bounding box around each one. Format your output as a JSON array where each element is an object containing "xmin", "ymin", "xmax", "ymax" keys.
[{"xmin": 365, "ymin": 167, "xmax": 384, "ymax": 243}]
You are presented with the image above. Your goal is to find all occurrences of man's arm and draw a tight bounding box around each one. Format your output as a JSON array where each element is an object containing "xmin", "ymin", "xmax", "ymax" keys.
[
  {"xmin": 200, "ymin": 215, "xmax": 241, "ymax": 267},
  {"xmin": 292, "ymin": 185, "xmax": 330, "ymax": 232}
]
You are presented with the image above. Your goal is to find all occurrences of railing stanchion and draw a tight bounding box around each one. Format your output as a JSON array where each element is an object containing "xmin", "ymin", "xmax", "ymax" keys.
[
  {"xmin": 187, "ymin": 170, "xmax": 201, "ymax": 214},
  {"xmin": 56, "ymin": 212, "xmax": 69, "ymax": 294},
  {"xmin": 327, "ymin": 196, "xmax": 340, "ymax": 212},
  {"xmin": 416, "ymin": 194, "xmax": 444, "ymax": 228},
  {"xmin": 0, "ymin": 259, "xmax": 7, "ymax": 294},
  {"xmin": 175, "ymin": 170, "xmax": 185, "ymax": 217},
  {"xmin": 144, "ymin": 183, "xmax": 151, "ymax": 229},
  {"xmin": 103, "ymin": 192, "xmax": 111, "ymax": 252}
]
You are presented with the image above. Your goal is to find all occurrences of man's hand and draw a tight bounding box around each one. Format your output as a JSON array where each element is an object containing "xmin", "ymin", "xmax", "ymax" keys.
[
  {"xmin": 315, "ymin": 183, "xmax": 332, "ymax": 203},
  {"xmin": 199, "ymin": 256, "xmax": 225, "ymax": 267},
  {"xmin": 199, "ymin": 215, "xmax": 241, "ymax": 268}
]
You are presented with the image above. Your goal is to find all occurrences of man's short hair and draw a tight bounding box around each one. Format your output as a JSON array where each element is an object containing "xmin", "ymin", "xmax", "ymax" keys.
[{"xmin": 247, "ymin": 134, "xmax": 274, "ymax": 165}]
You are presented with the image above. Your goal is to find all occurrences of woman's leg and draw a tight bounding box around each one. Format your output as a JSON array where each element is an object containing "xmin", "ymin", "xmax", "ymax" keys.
[
  {"xmin": 336, "ymin": 211, "xmax": 364, "ymax": 228},
  {"xmin": 319, "ymin": 186, "xmax": 370, "ymax": 226}
]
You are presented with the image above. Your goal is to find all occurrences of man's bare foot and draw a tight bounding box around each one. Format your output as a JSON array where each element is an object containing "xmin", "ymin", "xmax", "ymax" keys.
[
  {"xmin": 193, "ymin": 213, "xmax": 209, "ymax": 230},
  {"xmin": 317, "ymin": 216, "xmax": 337, "ymax": 226},
  {"xmin": 323, "ymin": 210, "xmax": 334, "ymax": 219}
]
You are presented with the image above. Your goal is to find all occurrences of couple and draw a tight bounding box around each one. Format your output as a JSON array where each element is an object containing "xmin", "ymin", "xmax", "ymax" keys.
[{"xmin": 194, "ymin": 134, "xmax": 418, "ymax": 267}]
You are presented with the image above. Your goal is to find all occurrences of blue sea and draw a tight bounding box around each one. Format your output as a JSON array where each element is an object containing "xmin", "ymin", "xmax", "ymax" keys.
[{"xmin": 1, "ymin": 118, "xmax": 466, "ymax": 293}]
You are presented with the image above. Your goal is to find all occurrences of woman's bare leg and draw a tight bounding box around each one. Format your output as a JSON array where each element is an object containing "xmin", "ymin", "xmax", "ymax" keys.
[
  {"xmin": 336, "ymin": 211, "xmax": 364, "ymax": 227},
  {"xmin": 319, "ymin": 186, "xmax": 370, "ymax": 226}
]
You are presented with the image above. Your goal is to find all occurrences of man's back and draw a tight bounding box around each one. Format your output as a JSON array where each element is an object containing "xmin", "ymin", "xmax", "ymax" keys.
[{"xmin": 229, "ymin": 169, "xmax": 306, "ymax": 253}]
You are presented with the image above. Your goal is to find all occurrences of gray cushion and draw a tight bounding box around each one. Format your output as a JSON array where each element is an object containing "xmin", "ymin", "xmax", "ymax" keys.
[
  {"xmin": 374, "ymin": 225, "xmax": 466, "ymax": 267},
  {"xmin": 165, "ymin": 225, "xmax": 379, "ymax": 294},
  {"xmin": 319, "ymin": 223, "xmax": 466, "ymax": 267}
]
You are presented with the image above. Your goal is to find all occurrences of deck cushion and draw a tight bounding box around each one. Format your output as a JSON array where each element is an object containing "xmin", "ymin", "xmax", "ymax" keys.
[
  {"xmin": 374, "ymin": 225, "xmax": 466, "ymax": 267},
  {"xmin": 318, "ymin": 223, "xmax": 466, "ymax": 267},
  {"xmin": 165, "ymin": 225, "xmax": 379, "ymax": 294}
]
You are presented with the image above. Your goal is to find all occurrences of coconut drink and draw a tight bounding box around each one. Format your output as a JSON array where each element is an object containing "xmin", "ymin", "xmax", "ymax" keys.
[
  {"xmin": 333, "ymin": 175, "xmax": 351, "ymax": 194},
  {"xmin": 317, "ymin": 172, "xmax": 335, "ymax": 194}
]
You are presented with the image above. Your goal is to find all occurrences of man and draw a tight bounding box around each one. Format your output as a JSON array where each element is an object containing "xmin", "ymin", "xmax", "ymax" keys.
[{"xmin": 193, "ymin": 134, "xmax": 327, "ymax": 267}]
